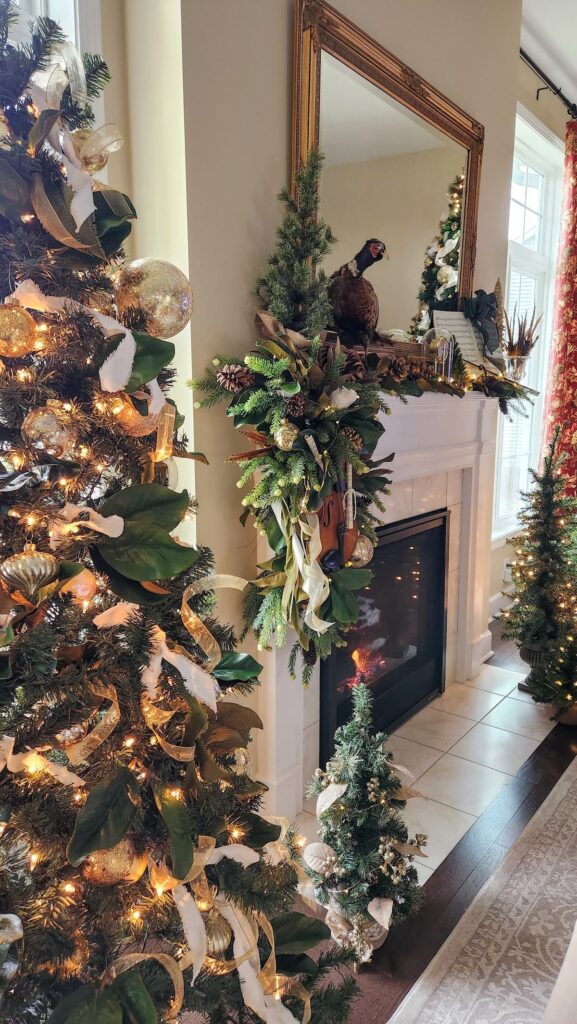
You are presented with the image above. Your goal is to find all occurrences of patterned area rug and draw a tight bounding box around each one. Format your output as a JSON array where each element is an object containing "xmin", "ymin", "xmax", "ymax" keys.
[{"xmin": 390, "ymin": 755, "xmax": 577, "ymax": 1024}]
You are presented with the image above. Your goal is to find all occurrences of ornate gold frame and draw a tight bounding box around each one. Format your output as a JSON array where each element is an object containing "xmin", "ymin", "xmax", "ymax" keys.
[{"xmin": 292, "ymin": 0, "xmax": 485, "ymax": 302}]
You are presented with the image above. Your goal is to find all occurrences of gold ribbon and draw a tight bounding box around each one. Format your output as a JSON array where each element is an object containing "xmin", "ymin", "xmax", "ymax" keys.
[
  {"xmin": 111, "ymin": 952, "xmax": 184, "ymax": 1020},
  {"xmin": 153, "ymin": 402, "xmax": 176, "ymax": 463},
  {"xmin": 140, "ymin": 695, "xmax": 195, "ymax": 763},
  {"xmin": 181, "ymin": 574, "xmax": 248, "ymax": 673},
  {"xmin": 65, "ymin": 683, "xmax": 120, "ymax": 766},
  {"xmin": 257, "ymin": 912, "xmax": 312, "ymax": 1024}
]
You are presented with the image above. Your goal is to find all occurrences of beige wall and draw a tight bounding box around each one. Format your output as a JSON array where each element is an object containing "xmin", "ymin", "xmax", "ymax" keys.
[
  {"xmin": 322, "ymin": 145, "xmax": 465, "ymax": 332},
  {"xmin": 517, "ymin": 59, "xmax": 567, "ymax": 141}
]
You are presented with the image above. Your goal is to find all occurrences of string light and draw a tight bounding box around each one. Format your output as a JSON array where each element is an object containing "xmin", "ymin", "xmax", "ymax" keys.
[
  {"xmin": 29, "ymin": 851, "xmax": 40, "ymax": 870},
  {"xmin": 170, "ymin": 788, "xmax": 182, "ymax": 800},
  {"xmin": 130, "ymin": 908, "xmax": 142, "ymax": 922},
  {"xmin": 123, "ymin": 736, "xmax": 136, "ymax": 749},
  {"xmin": 229, "ymin": 826, "xmax": 244, "ymax": 841},
  {"xmin": 62, "ymin": 882, "xmax": 76, "ymax": 894}
]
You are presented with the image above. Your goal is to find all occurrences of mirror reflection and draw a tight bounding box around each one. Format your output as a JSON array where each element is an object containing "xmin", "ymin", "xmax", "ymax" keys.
[{"xmin": 319, "ymin": 52, "xmax": 468, "ymax": 337}]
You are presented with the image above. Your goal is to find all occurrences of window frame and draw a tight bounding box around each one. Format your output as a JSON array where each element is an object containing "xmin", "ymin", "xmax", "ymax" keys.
[{"xmin": 492, "ymin": 106, "xmax": 564, "ymax": 542}]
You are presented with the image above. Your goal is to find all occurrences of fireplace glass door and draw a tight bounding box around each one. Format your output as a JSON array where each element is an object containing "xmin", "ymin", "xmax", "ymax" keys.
[{"xmin": 320, "ymin": 510, "xmax": 449, "ymax": 764}]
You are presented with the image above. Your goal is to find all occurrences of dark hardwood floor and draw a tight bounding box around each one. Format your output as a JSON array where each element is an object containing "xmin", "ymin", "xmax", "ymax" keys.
[{"xmin": 350, "ymin": 622, "xmax": 577, "ymax": 1023}]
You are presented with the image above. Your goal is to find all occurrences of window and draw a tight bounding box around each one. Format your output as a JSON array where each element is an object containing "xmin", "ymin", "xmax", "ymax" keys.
[{"xmin": 493, "ymin": 111, "xmax": 564, "ymax": 540}]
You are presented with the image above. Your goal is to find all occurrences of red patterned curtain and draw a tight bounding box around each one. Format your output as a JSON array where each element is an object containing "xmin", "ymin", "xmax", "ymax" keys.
[{"xmin": 544, "ymin": 120, "xmax": 577, "ymax": 490}]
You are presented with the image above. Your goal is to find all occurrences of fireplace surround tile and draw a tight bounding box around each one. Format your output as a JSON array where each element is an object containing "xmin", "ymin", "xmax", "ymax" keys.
[
  {"xmin": 447, "ymin": 468, "xmax": 463, "ymax": 507},
  {"xmin": 413, "ymin": 473, "xmax": 448, "ymax": 516},
  {"xmin": 448, "ymin": 503, "xmax": 461, "ymax": 573}
]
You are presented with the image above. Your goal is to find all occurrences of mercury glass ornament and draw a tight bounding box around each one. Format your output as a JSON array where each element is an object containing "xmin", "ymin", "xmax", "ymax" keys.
[
  {"xmin": 55, "ymin": 723, "xmax": 87, "ymax": 747},
  {"xmin": 0, "ymin": 543, "xmax": 58, "ymax": 602},
  {"xmin": 82, "ymin": 837, "xmax": 148, "ymax": 885},
  {"xmin": 114, "ymin": 258, "xmax": 193, "ymax": 339},
  {"xmin": 21, "ymin": 403, "xmax": 77, "ymax": 457},
  {"xmin": 0, "ymin": 305, "xmax": 37, "ymax": 357},
  {"xmin": 71, "ymin": 128, "xmax": 108, "ymax": 173},
  {"xmin": 349, "ymin": 535, "xmax": 374, "ymax": 568},
  {"xmin": 273, "ymin": 419, "xmax": 299, "ymax": 451},
  {"xmin": 204, "ymin": 910, "xmax": 232, "ymax": 957}
]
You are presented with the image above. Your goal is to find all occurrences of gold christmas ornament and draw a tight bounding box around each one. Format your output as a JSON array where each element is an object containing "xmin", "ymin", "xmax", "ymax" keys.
[
  {"xmin": 60, "ymin": 568, "xmax": 98, "ymax": 606},
  {"xmin": 21, "ymin": 403, "xmax": 78, "ymax": 457},
  {"xmin": 0, "ymin": 305, "xmax": 37, "ymax": 357},
  {"xmin": 350, "ymin": 535, "xmax": 374, "ymax": 568},
  {"xmin": 273, "ymin": 419, "xmax": 299, "ymax": 451},
  {"xmin": 70, "ymin": 128, "xmax": 107, "ymax": 173},
  {"xmin": 55, "ymin": 723, "xmax": 87, "ymax": 747},
  {"xmin": 204, "ymin": 909, "xmax": 232, "ymax": 957},
  {"xmin": 114, "ymin": 258, "xmax": 193, "ymax": 339},
  {"xmin": 0, "ymin": 543, "xmax": 59, "ymax": 602},
  {"xmin": 82, "ymin": 837, "xmax": 148, "ymax": 886}
]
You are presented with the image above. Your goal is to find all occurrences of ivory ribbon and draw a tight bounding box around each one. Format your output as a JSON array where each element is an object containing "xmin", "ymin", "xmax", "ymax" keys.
[
  {"xmin": 64, "ymin": 682, "xmax": 120, "ymax": 765},
  {"xmin": 111, "ymin": 951, "xmax": 184, "ymax": 1020},
  {"xmin": 273, "ymin": 503, "xmax": 333, "ymax": 635},
  {"xmin": 181, "ymin": 574, "xmax": 248, "ymax": 673},
  {"xmin": 49, "ymin": 501, "xmax": 124, "ymax": 550},
  {"xmin": 0, "ymin": 735, "xmax": 84, "ymax": 787},
  {"xmin": 141, "ymin": 625, "xmax": 218, "ymax": 712}
]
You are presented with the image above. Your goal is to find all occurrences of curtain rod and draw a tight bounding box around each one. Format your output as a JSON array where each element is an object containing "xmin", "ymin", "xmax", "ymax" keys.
[{"xmin": 520, "ymin": 48, "xmax": 577, "ymax": 119}]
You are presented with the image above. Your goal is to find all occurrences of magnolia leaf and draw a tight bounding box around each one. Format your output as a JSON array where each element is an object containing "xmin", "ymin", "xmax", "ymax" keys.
[
  {"xmin": 235, "ymin": 779, "xmax": 268, "ymax": 802},
  {"xmin": 67, "ymin": 768, "xmax": 140, "ymax": 866},
  {"xmin": 327, "ymin": 587, "xmax": 358, "ymax": 625},
  {"xmin": 100, "ymin": 484, "xmax": 189, "ymax": 530},
  {"xmin": 27, "ymin": 108, "xmax": 61, "ymax": 156},
  {"xmin": 212, "ymin": 701, "xmax": 263, "ymax": 737},
  {"xmin": 331, "ymin": 568, "xmax": 373, "ymax": 592},
  {"xmin": 212, "ymin": 652, "xmax": 263, "ymax": 683},
  {"xmin": 126, "ymin": 332, "xmax": 176, "ymax": 392},
  {"xmin": 47, "ymin": 985, "xmax": 122, "ymax": 1024},
  {"xmin": 275, "ymin": 953, "xmax": 317, "ymax": 977},
  {"xmin": 196, "ymin": 740, "xmax": 234, "ymax": 783},
  {"xmin": 111, "ymin": 972, "xmax": 157, "ymax": 1024},
  {"xmin": 272, "ymin": 912, "xmax": 330, "ymax": 955},
  {"xmin": 153, "ymin": 784, "xmax": 193, "ymax": 880},
  {"xmin": 58, "ymin": 561, "xmax": 84, "ymax": 581},
  {"xmin": 0, "ymin": 153, "xmax": 32, "ymax": 221},
  {"xmin": 367, "ymin": 897, "xmax": 394, "ymax": 932},
  {"xmin": 182, "ymin": 696, "xmax": 208, "ymax": 743},
  {"xmin": 90, "ymin": 547, "xmax": 168, "ymax": 605},
  {"xmin": 242, "ymin": 812, "xmax": 281, "ymax": 850},
  {"xmin": 204, "ymin": 725, "xmax": 245, "ymax": 754},
  {"xmin": 317, "ymin": 782, "xmax": 347, "ymax": 817},
  {"xmin": 0, "ymin": 625, "xmax": 14, "ymax": 648},
  {"xmin": 93, "ymin": 189, "xmax": 136, "ymax": 257},
  {"xmin": 97, "ymin": 521, "xmax": 197, "ymax": 581}
]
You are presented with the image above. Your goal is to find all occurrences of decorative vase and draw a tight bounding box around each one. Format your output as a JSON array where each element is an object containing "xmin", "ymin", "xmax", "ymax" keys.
[
  {"xmin": 518, "ymin": 642, "xmax": 549, "ymax": 689},
  {"xmin": 506, "ymin": 354, "xmax": 530, "ymax": 382},
  {"xmin": 558, "ymin": 704, "xmax": 577, "ymax": 726}
]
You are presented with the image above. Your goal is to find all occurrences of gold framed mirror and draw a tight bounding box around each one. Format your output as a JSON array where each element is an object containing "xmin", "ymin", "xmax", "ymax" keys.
[{"xmin": 292, "ymin": 0, "xmax": 484, "ymax": 335}]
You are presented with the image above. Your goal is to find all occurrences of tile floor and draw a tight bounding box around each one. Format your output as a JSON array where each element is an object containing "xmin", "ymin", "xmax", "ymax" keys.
[{"xmin": 296, "ymin": 664, "xmax": 556, "ymax": 885}]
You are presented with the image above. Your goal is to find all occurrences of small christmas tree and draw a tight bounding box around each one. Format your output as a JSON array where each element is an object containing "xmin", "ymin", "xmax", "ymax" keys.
[
  {"xmin": 303, "ymin": 684, "xmax": 425, "ymax": 964},
  {"xmin": 409, "ymin": 173, "xmax": 464, "ymax": 337},
  {"xmin": 501, "ymin": 427, "xmax": 577, "ymax": 707},
  {"xmin": 256, "ymin": 149, "xmax": 335, "ymax": 337}
]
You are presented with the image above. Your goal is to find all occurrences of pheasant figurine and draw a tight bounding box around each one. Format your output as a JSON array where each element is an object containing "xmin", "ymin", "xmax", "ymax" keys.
[{"xmin": 328, "ymin": 238, "xmax": 388, "ymax": 350}]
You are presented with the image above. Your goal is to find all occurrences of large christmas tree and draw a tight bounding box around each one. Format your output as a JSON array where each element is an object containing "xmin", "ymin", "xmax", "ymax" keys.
[{"xmin": 0, "ymin": 8, "xmax": 356, "ymax": 1022}]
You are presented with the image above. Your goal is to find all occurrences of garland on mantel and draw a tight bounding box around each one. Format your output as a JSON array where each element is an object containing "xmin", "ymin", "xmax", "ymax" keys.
[{"xmin": 193, "ymin": 152, "xmax": 532, "ymax": 681}]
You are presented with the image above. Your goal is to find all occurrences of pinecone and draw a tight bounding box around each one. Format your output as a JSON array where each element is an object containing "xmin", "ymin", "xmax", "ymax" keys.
[
  {"xmin": 285, "ymin": 392, "xmax": 306, "ymax": 417},
  {"xmin": 341, "ymin": 426, "xmax": 363, "ymax": 451},
  {"xmin": 215, "ymin": 363, "xmax": 255, "ymax": 393},
  {"xmin": 387, "ymin": 357, "xmax": 408, "ymax": 381},
  {"xmin": 303, "ymin": 641, "xmax": 317, "ymax": 667}
]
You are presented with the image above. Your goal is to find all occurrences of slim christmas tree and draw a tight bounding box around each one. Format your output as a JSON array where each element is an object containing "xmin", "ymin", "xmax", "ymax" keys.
[
  {"xmin": 501, "ymin": 428, "xmax": 577, "ymax": 714},
  {"xmin": 303, "ymin": 684, "xmax": 425, "ymax": 964},
  {"xmin": 256, "ymin": 149, "xmax": 335, "ymax": 337},
  {"xmin": 409, "ymin": 173, "xmax": 464, "ymax": 337},
  {"xmin": 0, "ymin": 8, "xmax": 356, "ymax": 1022}
]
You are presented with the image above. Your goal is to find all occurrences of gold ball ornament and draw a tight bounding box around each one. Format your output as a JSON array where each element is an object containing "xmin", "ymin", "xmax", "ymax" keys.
[
  {"xmin": 436, "ymin": 264, "xmax": 457, "ymax": 287},
  {"xmin": 70, "ymin": 128, "xmax": 108, "ymax": 173},
  {"xmin": 0, "ymin": 305, "xmax": 37, "ymax": 358},
  {"xmin": 274, "ymin": 419, "xmax": 299, "ymax": 451},
  {"xmin": 204, "ymin": 909, "xmax": 232, "ymax": 957},
  {"xmin": 114, "ymin": 258, "xmax": 193, "ymax": 339},
  {"xmin": 82, "ymin": 837, "xmax": 148, "ymax": 886},
  {"xmin": 350, "ymin": 535, "xmax": 374, "ymax": 568},
  {"xmin": 0, "ymin": 543, "xmax": 59, "ymax": 602},
  {"xmin": 21, "ymin": 403, "xmax": 78, "ymax": 457}
]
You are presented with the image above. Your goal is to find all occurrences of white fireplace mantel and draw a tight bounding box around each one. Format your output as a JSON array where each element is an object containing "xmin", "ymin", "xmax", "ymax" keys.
[{"xmin": 255, "ymin": 393, "xmax": 499, "ymax": 819}]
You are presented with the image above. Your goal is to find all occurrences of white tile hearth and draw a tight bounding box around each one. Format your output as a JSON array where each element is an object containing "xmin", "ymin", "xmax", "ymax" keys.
[
  {"xmin": 403, "ymin": 797, "xmax": 477, "ymax": 870},
  {"xmin": 395, "ymin": 706, "xmax": 474, "ymax": 750},
  {"xmin": 416, "ymin": 753, "xmax": 512, "ymax": 816},
  {"xmin": 386, "ymin": 734, "xmax": 443, "ymax": 783},
  {"xmin": 450, "ymin": 722, "xmax": 540, "ymax": 775},
  {"xmin": 430, "ymin": 682, "xmax": 503, "ymax": 720},
  {"xmin": 465, "ymin": 663, "xmax": 524, "ymax": 695},
  {"xmin": 482, "ymin": 696, "xmax": 555, "ymax": 741}
]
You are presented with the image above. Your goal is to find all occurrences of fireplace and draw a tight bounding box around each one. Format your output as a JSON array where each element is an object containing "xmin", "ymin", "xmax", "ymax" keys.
[{"xmin": 319, "ymin": 510, "xmax": 449, "ymax": 764}]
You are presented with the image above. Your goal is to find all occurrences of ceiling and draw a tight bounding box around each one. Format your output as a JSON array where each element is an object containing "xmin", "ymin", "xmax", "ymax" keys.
[
  {"xmin": 319, "ymin": 52, "xmax": 458, "ymax": 167},
  {"xmin": 521, "ymin": 0, "xmax": 577, "ymax": 106}
]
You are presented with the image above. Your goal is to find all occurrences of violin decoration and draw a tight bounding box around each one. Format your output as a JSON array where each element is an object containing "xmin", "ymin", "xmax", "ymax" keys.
[{"xmin": 318, "ymin": 485, "xmax": 358, "ymax": 570}]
